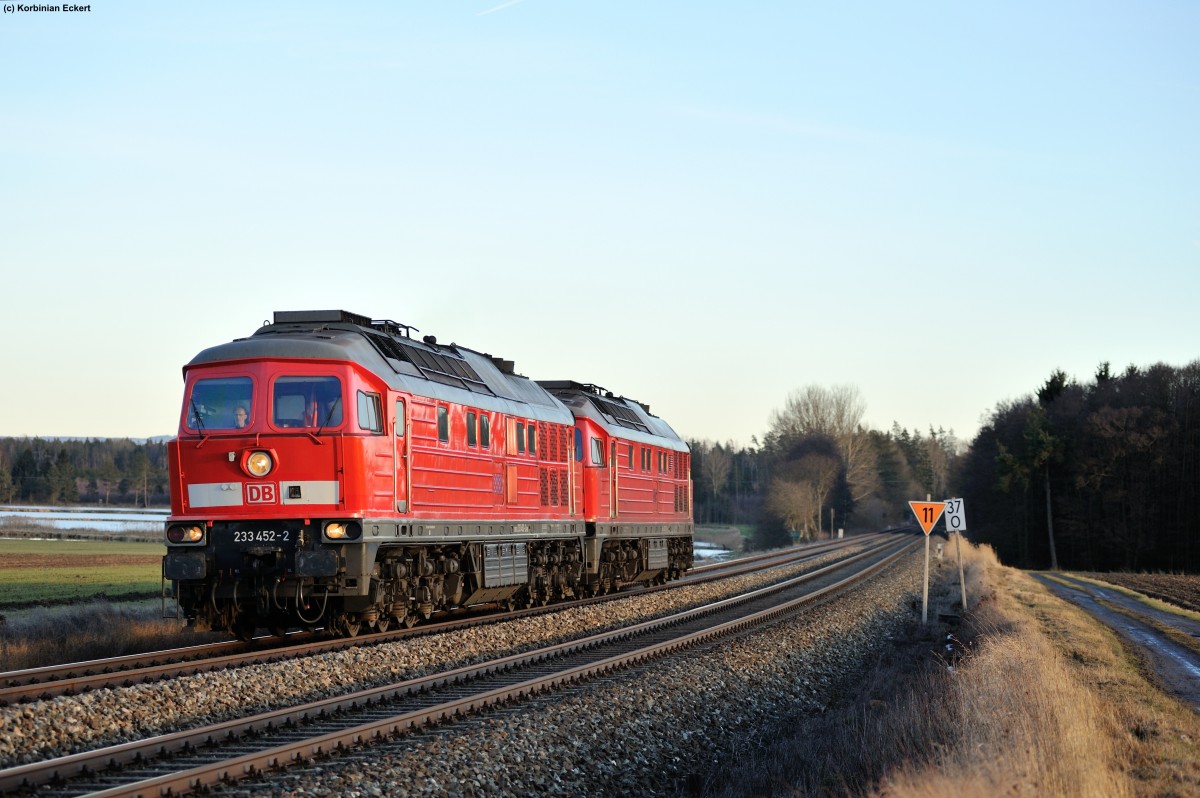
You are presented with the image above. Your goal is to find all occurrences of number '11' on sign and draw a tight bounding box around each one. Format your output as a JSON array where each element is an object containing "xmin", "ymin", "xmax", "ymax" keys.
[{"xmin": 908, "ymin": 501, "xmax": 945, "ymax": 536}]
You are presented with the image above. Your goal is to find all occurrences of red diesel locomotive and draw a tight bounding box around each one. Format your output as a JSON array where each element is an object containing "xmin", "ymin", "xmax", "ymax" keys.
[{"xmin": 162, "ymin": 310, "xmax": 693, "ymax": 637}]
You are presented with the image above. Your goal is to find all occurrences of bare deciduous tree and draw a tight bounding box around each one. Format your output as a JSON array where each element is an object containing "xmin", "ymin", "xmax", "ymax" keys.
[
  {"xmin": 701, "ymin": 442, "xmax": 732, "ymax": 501},
  {"xmin": 766, "ymin": 478, "xmax": 812, "ymax": 539},
  {"xmin": 768, "ymin": 384, "xmax": 879, "ymax": 506},
  {"xmin": 767, "ymin": 446, "xmax": 842, "ymax": 540}
]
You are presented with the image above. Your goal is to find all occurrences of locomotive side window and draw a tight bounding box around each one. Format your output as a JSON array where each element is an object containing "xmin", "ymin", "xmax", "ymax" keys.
[
  {"xmin": 574, "ymin": 428, "xmax": 583, "ymax": 462},
  {"xmin": 480, "ymin": 415, "xmax": 490, "ymax": 448},
  {"xmin": 627, "ymin": 444, "xmax": 633, "ymax": 469},
  {"xmin": 357, "ymin": 391, "xmax": 382, "ymax": 433},
  {"xmin": 274, "ymin": 376, "xmax": 343, "ymax": 429},
  {"xmin": 437, "ymin": 406, "xmax": 449, "ymax": 443},
  {"xmin": 186, "ymin": 377, "xmax": 253, "ymax": 431},
  {"xmin": 467, "ymin": 411, "xmax": 477, "ymax": 447},
  {"xmin": 516, "ymin": 421, "xmax": 526, "ymax": 454},
  {"xmin": 527, "ymin": 424, "xmax": 536, "ymax": 457},
  {"xmin": 590, "ymin": 437, "xmax": 605, "ymax": 466},
  {"xmin": 395, "ymin": 399, "xmax": 405, "ymax": 437}
]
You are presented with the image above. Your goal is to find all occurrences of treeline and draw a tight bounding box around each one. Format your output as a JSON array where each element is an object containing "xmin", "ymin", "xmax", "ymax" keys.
[
  {"xmin": 689, "ymin": 385, "xmax": 959, "ymax": 551},
  {"xmin": 956, "ymin": 361, "xmax": 1200, "ymax": 572},
  {"xmin": 0, "ymin": 438, "xmax": 170, "ymax": 506},
  {"xmin": 10, "ymin": 360, "xmax": 1195, "ymax": 574}
]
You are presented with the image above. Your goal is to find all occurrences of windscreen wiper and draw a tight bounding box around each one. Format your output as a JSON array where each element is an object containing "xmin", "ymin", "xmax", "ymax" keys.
[
  {"xmin": 189, "ymin": 399, "xmax": 206, "ymax": 432},
  {"xmin": 314, "ymin": 397, "xmax": 342, "ymax": 437}
]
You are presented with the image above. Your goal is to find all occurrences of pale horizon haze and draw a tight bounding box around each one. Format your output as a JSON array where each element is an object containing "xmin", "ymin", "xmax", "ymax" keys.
[{"xmin": 2, "ymin": 2, "xmax": 1196, "ymax": 449}]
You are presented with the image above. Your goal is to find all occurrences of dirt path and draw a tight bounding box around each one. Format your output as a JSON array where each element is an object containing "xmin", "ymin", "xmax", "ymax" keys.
[{"xmin": 1031, "ymin": 572, "xmax": 1200, "ymax": 712}]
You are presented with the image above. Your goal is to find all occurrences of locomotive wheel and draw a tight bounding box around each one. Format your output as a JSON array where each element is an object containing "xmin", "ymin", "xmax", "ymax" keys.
[
  {"xmin": 376, "ymin": 617, "xmax": 391, "ymax": 633},
  {"xmin": 403, "ymin": 613, "xmax": 417, "ymax": 628},
  {"xmin": 332, "ymin": 614, "xmax": 362, "ymax": 637},
  {"xmin": 233, "ymin": 619, "xmax": 256, "ymax": 642}
]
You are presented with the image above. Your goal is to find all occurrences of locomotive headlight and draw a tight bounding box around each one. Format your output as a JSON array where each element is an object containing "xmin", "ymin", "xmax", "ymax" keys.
[
  {"xmin": 246, "ymin": 450, "xmax": 274, "ymax": 477},
  {"xmin": 166, "ymin": 524, "xmax": 205, "ymax": 544},
  {"xmin": 324, "ymin": 521, "xmax": 361, "ymax": 541}
]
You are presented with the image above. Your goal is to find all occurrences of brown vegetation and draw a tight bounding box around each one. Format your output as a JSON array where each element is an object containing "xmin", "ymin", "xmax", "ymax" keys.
[{"xmin": 0, "ymin": 603, "xmax": 221, "ymax": 671}]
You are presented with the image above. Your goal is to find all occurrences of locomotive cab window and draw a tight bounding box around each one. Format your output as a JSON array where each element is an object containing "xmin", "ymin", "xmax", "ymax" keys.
[
  {"xmin": 467, "ymin": 411, "xmax": 477, "ymax": 447},
  {"xmin": 574, "ymin": 428, "xmax": 583, "ymax": 462},
  {"xmin": 273, "ymin": 376, "xmax": 343, "ymax": 429},
  {"xmin": 186, "ymin": 376, "xmax": 253, "ymax": 431},
  {"xmin": 357, "ymin": 391, "xmax": 383, "ymax": 433}
]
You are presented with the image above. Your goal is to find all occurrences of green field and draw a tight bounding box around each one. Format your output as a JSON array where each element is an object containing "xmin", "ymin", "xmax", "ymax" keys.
[{"xmin": 0, "ymin": 538, "xmax": 166, "ymax": 607}]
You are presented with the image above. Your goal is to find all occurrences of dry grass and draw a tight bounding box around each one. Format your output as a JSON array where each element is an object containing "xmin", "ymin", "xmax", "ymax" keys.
[
  {"xmin": 877, "ymin": 583, "xmax": 1127, "ymax": 796},
  {"xmin": 702, "ymin": 538, "xmax": 1200, "ymax": 798},
  {"xmin": 0, "ymin": 602, "xmax": 223, "ymax": 672}
]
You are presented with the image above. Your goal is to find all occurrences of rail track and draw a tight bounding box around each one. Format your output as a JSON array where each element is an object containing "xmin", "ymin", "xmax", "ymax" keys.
[
  {"xmin": 0, "ymin": 535, "xmax": 884, "ymax": 705},
  {"xmin": 1, "ymin": 533, "xmax": 914, "ymax": 797}
]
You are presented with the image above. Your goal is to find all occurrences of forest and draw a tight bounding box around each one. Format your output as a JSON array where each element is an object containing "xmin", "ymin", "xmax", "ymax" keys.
[
  {"xmin": 3, "ymin": 359, "xmax": 1196, "ymax": 574},
  {"xmin": 693, "ymin": 361, "xmax": 1200, "ymax": 573},
  {"xmin": 0, "ymin": 437, "xmax": 170, "ymax": 507},
  {"xmin": 957, "ymin": 361, "xmax": 1200, "ymax": 573}
]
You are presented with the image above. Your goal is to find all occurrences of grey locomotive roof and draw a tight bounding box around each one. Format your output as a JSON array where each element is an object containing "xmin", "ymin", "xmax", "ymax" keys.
[
  {"xmin": 539, "ymin": 381, "xmax": 689, "ymax": 453},
  {"xmin": 186, "ymin": 311, "xmax": 687, "ymax": 448},
  {"xmin": 185, "ymin": 312, "xmax": 573, "ymax": 425}
]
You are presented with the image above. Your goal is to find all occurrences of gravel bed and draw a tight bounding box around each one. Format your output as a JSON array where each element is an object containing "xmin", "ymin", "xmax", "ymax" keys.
[
  {"xmin": 211, "ymin": 550, "xmax": 924, "ymax": 798},
  {"xmin": 0, "ymin": 547, "xmax": 872, "ymax": 769}
]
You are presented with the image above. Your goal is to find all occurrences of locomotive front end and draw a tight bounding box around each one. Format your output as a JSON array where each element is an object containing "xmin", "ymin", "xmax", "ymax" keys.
[{"xmin": 163, "ymin": 350, "xmax": 373, "ymax": 639}]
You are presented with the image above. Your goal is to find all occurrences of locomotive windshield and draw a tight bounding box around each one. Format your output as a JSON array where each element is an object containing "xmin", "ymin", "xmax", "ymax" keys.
[
  {"xmin": 186, "ymin": 377, "xmax": 253, "ymax": 431},
  {"xmin": 273, "ymin": 376, "xmax": 343, "ymax": 428}
]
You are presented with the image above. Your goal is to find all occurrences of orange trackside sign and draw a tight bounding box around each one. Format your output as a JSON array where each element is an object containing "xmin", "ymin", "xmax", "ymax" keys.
[{"xmin": 909, "ymin": 501, "xmax": 945, "ymax": 536}]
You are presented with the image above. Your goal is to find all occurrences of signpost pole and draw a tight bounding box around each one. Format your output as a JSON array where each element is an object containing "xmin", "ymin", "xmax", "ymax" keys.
[
  {"xmin": 923, "ymin": 533, "xmax": 930, "ymax": 625},
  {"xmin": 922, "ymin": 494, "xmax": 930, "ymax": 625},
  {"xmin": 956, "ymin": 532, "xmax": 967, "ymax": 610},
  {"xmin": 908, "ymin": 496, "xmax": 946, "ymax": 628}
]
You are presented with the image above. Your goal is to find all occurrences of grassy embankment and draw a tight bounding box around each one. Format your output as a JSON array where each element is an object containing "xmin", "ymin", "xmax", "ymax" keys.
[
  {"xmin": 706, "ymin": 537, "xmax": 1200, "ymax": 798},
  {"xmin": 0, "ymin": 536, "xmax": 218, "ymax": 671}
]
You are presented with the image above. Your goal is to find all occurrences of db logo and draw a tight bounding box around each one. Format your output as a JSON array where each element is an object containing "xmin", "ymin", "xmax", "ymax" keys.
[{"xmin": 246, "ymin": 483, "xmax": 278, "ymax": 504}]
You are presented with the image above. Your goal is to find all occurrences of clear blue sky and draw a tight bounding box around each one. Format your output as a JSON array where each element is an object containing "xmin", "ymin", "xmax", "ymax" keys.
[{"xmin": 2, "ymin": 1, "xmax": 1197, "ymax": 448}]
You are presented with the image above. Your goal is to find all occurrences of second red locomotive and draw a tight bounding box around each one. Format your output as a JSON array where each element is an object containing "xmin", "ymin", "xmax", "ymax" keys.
[{"xmin": 162, "ymin": 310, "xmax": 693, "ymax": 637}]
